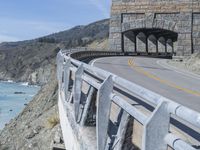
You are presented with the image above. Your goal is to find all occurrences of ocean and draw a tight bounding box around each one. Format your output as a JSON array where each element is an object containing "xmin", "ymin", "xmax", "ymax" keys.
[{"xmin": 0, "ymin": 81, "xmax": 40, "ymax": 129}]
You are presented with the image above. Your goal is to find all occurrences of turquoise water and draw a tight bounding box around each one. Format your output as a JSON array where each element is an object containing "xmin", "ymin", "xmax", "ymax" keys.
[{"xmin": 0, "ymin": 81, "xmax": 40, "ymax": 129}]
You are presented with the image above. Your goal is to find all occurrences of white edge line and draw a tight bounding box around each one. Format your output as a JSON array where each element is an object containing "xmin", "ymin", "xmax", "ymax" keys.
[{"xmin": 90, "ymin": 57, "xmax": 107, "ymax": 66}]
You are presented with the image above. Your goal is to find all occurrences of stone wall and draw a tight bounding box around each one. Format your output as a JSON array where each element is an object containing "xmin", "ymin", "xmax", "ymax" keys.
[
  {"xmin": 109, "ymin": 0, "xmax": 200, "ymax": 56},
  {"xmin": 193, "ymin": 13, "xmax": 200, "ymax": 53}
]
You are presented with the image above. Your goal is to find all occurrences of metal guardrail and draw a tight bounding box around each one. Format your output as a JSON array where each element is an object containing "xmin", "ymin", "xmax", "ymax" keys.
[{"xmin": 57, "ymin": 49, "xmax": 200, "ymax": 150}]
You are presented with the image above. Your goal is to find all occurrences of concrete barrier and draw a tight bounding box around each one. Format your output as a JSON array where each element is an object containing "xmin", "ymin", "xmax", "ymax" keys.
[{"xmin": 57, "ymin": 49, "xmax": 200, "ymax": 150}]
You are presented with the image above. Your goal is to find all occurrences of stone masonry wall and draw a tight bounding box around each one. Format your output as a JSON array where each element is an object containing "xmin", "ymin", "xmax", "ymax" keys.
[
  {"xmin": 109, "ymin": 0, "xmax": 200, "ymax": 56},
  {"xmin": 193, "ymin": 13, "xmax": 200, "ymax": 53}
]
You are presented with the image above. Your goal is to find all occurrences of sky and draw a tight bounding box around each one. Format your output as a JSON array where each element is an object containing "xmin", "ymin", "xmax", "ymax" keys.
[{"xmin": 0, "ymin": 0, "xmax": 111, "ymax": 43}]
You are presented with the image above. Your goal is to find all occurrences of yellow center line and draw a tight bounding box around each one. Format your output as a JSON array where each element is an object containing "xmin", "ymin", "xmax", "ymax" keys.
[{"xmin": 128, "ymin": 58, "xmax": 200, "ymax": 97}]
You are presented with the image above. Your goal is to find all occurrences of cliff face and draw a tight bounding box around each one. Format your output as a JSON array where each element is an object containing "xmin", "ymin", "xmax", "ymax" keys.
[
  {"xmin": 0, "ymin": 42, "xmax": 60, "ymax": 85},
  {"xmin": 0, "ymin": 19, "xmax": 109, "ymax": 150}
]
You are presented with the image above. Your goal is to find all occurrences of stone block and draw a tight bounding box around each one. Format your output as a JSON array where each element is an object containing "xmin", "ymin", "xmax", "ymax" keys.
[
  {"xmin": 110, "ymin": 27, "xmax": 122, "ymax": 33},
  {"xmin": 178, "ymin": 34, "xmax": 186, "ymax": 40}
]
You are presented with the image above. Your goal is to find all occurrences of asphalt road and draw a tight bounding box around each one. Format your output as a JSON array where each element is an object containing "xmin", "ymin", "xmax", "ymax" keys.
[{"xmin": 92, "ymin": 56, "xmax": 200, "ymax": 113}]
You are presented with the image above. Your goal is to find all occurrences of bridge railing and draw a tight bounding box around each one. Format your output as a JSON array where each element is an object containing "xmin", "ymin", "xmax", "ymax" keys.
[{"xmin": 57, "ymin": 49, "xmax": 200, "ymax": 150}]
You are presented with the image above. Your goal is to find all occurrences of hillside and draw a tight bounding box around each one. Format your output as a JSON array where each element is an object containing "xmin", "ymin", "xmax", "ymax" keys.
[
  {"xmin": 0, "ymin": 19, "xmax": 109, "ymax": 85},
  {"xmin": 168, "ymin": 52, "xmax": 200, "ymax": 75},
  {"xmin": 0, "ymin": 19, "xmax": 109, "ymax": 150}
]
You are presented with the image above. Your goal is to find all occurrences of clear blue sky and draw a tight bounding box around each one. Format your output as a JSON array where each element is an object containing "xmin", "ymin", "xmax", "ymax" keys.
[{"xmin": 0, "ymin": 0, "xmax": 111, "ymax": 42}]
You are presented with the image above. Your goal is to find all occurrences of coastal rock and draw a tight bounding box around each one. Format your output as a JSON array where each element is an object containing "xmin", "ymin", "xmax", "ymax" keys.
[
  {"xmin": 26, "ymin": 130, "xmax": 38, "ymax": 139},
  {"xmin": 53, "ymin": 127, "xmax": 63, "ymax": 144},
  {"xmin": 0, "ymin": 52, "xmax": 5, "ymax": 61},
  {"xmin": 14, "ymin": 92, "xmax": 26, "ymax": 94}
]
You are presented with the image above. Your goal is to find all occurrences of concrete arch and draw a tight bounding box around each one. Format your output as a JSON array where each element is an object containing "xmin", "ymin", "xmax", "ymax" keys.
[
  {"xmin": 122, "ymin": 18, "xmax": 177, "ymax": 33},
  {"xmin": 121, "ymin": 18, "xmax": 178, "ymax": 55}
]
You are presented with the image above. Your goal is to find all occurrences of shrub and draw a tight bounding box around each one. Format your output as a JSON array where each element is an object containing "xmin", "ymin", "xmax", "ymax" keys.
[{"xmin": 46, "ymin": 114, "xmax": 60, "ymax": 129}]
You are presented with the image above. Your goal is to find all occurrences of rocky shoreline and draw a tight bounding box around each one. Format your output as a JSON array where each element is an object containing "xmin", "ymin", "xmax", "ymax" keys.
[
  {"xmin": 0, "ymin": 35, "xmax": 64, "ymax": 150},
  {"xmin": 0, "ymin": 65, "xmax": 64, "ymax": 150}
]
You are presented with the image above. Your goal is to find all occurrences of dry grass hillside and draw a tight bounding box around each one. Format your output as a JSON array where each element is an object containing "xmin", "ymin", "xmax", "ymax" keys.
[
  {"xmin": 168, "ymin": 52, "xmax": 200, "ymax": 75},
  {"xmin": 87, "ymin": 38, "xmax": 109, "ymax": 50},
  {"xmin": 0, "ymin": 19, "xmax": 109, "ymax": 85}
]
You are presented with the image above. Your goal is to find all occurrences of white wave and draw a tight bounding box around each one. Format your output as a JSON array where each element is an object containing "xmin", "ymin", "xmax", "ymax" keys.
[
  {"xmin": 21, "ymin": 82, "xmax": 29, "ymax": 86},
  {"xmin": 7, "ymin": 80, "xmax": 14, "ymax": 83}
]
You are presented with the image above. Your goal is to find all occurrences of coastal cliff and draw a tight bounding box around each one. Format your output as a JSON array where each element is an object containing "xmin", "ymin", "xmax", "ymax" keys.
[
  {"xmin": 0, "ymin": 19, "xmax": 109, "ymax": 85},
  {"xmin": 0, "ymin": 68, "xmax": 58, "ymax": 150},
  {"xmin": 0, "ymin": 19, "xmax": 109, "ymax": 150}
]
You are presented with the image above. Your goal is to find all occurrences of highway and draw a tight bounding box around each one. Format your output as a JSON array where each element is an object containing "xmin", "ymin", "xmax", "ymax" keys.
[{"xmin": 92, "ymin": 56, "xmax": 200, "ymax": 113}]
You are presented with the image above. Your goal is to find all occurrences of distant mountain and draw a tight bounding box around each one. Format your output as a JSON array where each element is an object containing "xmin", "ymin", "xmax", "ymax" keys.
[
  {"xmin": 45, "ymin": 19, "xmax": 109, "ymax": 47},
  {"xmin": 0, "ymin": 19, "xmax": 109, "ymax": 84}
]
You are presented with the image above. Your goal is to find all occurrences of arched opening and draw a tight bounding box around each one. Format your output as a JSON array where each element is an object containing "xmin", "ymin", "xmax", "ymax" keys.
[{"xmin": 122, "ymin": 28, "xmax": 178, "ymax": 56}]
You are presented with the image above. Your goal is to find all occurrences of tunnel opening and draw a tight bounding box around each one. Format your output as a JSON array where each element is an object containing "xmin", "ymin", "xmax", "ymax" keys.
[{"xmin": 123, "ymin": 28, "xmax": 178, "ymax": 57}]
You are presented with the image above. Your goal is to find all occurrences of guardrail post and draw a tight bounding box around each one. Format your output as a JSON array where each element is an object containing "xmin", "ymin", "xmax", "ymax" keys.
[
  {"xmin": 80, "ymin": 86, "xmax": 95, "ymax": 126},
  {"xmin": 142, "ymin": 101, "xmax": 170, "ymax": 150},
  {"xmin": 63, "ymin": 59, "xmax": 71, "ymax": 101},
  {"xmin": 73, "ymin": 64, "xmax": 84, "ymax": 122},
  {"xmin": 97, "ymin": 75, "xmax": 113, "ymax": 150},
  {"xmin": 57, "ymin": 53, "xmax": 64, "ymax": 91},
  {"xmin": 56, "ymin": 52, "xmax": 62, "ymax": 79},
  {"xmin": 112, "ymin": 110, "xmax": 130, "ymax": 150}
]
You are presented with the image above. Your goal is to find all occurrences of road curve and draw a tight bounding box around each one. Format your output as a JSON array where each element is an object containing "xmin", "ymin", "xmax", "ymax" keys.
[{"xmin": 92, "ymin": 56, "xmax": 200, "ymax": 112}]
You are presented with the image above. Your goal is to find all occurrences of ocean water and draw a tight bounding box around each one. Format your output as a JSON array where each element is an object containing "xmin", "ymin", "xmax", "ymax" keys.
[{"xmin": 0, "ymin": 81, "xmax": 40, "ymax": 129}]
